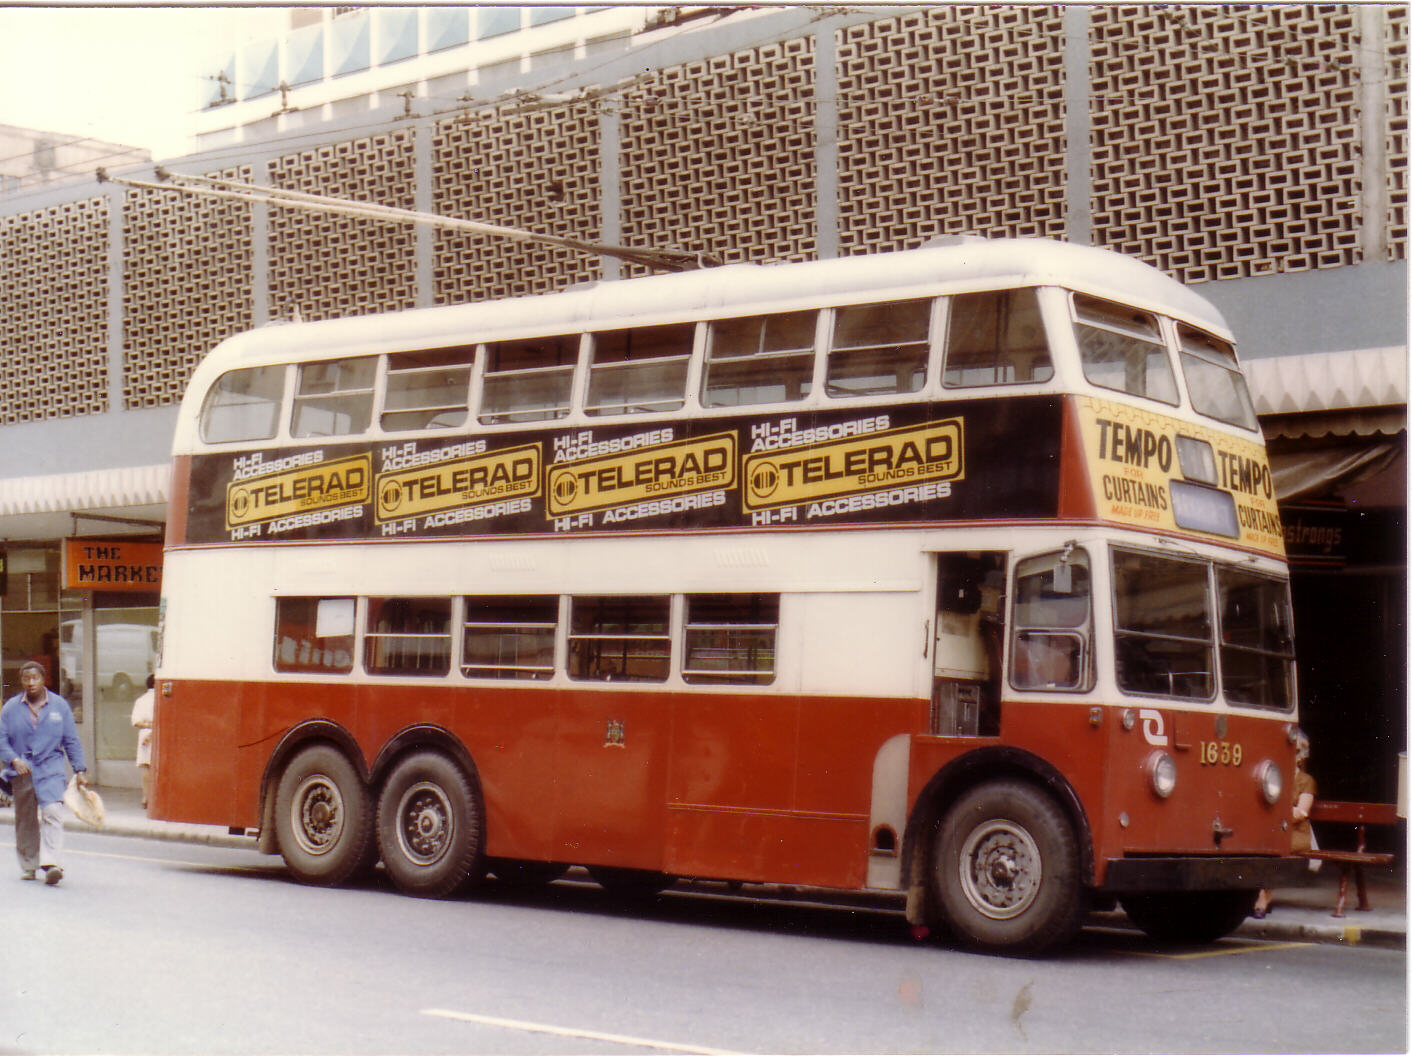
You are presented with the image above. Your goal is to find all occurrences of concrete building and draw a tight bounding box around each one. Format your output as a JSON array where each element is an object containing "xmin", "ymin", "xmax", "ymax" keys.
[{"xmin": 0, "ymin": 5, "xmax": 1403, "ymax": 803}]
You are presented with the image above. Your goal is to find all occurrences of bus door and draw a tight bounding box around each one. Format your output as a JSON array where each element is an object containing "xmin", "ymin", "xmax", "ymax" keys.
[
  {"xmin": 932, "ymin": 552, "xmax": 1006, "ymax": 737},
  {"xmin": 551, "ymin": 595, "xmax": 674, "ymax": 869}
]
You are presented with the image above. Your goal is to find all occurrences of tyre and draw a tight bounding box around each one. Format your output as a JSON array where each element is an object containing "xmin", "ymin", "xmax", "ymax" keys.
[
  {"xmin": 377, "ymin": 751, "xmax": 484, "ymax": 898},
  {"xmin": 932, "ymin": 779, "xmax": 1082, "ymax": 954},
  {"xmin": 273, "ymin": 744, "xmax": 376, "ymax": 886},
  {"xmin": 1119, "ymin": 890, "xmax": 1257, "ymax": 944}
]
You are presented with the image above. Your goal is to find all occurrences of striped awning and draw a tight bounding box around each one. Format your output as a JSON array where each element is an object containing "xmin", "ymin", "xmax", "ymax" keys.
[
  {"xmin": 0, "ymin": 463, "xmax": 168, "ymax": 540},
  {"xmin": 1246, "ymin": 346, "xmax": 1407, "ymax": 439}
]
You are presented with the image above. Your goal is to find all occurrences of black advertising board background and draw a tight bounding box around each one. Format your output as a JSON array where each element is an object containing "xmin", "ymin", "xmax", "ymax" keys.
[{"xmin": 182, "ymin": 396, "xmax": 1066, "ymax": 545}]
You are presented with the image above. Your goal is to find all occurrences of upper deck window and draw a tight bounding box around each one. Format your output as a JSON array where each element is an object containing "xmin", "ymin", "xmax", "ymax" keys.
[
  {"xmin": 292, "ymin": 356, "xmax": 376, "ymax": 438},
  {"xmin": 826, "ymin": 299, "xmax": 930, "ymax": 397},
  {"xmin": 1177, "ymin": 324, "xmax": 1258, "ymax": 431},
  {"xmin": 479, "ymin": 335, "xmax": 578, "ymax": 425},
  {"xmin": 943, "ymin": 289, "xmax": 1053, "ymax": 387},
  {"xmin": 585, "ymin": 323, "xmax": 694, "ymax": 417},
  {"xmin": 702, "ymin": 310, "xmax": 817, "ymax": 407},
  {"xmin": 200, "ymin": 365, "xmax": 285, "ymax": 444},
  {"xmin": 1072, "ymin": 294, "xmax": 1179, "ymax": 405},
  {"xmin": 382, "ymin": 347, "xmax": 473, "ymax": 432}
]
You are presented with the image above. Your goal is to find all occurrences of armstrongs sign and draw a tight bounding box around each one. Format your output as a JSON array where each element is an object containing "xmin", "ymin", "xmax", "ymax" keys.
[{"xmin": 63, "ymin": 539, "xmax": 163, "ymax": 592}]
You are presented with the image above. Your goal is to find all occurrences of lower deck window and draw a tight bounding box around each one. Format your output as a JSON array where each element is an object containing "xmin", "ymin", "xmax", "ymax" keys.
[
  {"xmin": 274, "ymin": 597, "xmax": 355, "ymax": 673},
  {"xmin": 462, "ymin": 595, "xmax": 557, "ymax": 680},
  {"xmin": 366, "ymin": 597, "xmax": 452, "ymax": 676},
  {"xmin": 568, "ymin": 596, "xmax": 670, "ymax": 682},
  {"xmin": 1113, "ymin": 550, "xmax": 1214, "ymax": 700},
  {"xmin": 682, "ymin": 594, "xmax": 777, "ymax": 685}
]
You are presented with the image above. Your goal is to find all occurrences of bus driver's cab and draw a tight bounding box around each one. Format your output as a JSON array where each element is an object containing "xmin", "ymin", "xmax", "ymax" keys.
[{"xmin": 932, "ymin": 551, "xmax": 1006, "ymax": 737}]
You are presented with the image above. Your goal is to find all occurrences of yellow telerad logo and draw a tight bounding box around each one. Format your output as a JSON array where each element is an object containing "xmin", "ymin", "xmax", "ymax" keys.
[
  {"xmin": 547, "ymin": 433, "xmax": 736, "ymax": 517},
  {"xmin": 743, "ymin": 418, "xmax": 963, "ymax": 511},
  {"xmin": 226, "ymin": 454, "xmax": 371, "ymax": 527},
  {"xmin": 376, "ymin": 444, "xmax": 540, "ymax": 522}
]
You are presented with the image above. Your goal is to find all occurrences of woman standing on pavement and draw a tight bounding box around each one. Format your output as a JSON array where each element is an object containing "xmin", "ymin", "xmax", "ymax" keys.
[{"xmin": 1254, "ymin": 728, "xmax": 1316, "ymax": 918}]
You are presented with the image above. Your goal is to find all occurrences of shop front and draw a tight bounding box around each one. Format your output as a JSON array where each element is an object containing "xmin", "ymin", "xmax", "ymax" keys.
[{"xmin": 0, "ymin": 464, "xmax": 167, "ymax": 787}]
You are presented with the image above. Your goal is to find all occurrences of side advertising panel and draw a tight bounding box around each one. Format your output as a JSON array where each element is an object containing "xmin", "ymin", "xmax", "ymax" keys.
[{"xmin": 181, "ymin": 398, "xmax": 1066, "ymax": 545}]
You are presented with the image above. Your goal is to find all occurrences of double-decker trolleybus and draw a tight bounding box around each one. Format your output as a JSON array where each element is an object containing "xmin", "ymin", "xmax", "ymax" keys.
[{"xmin": 153, "ymin": 235, "xmax": 1308, "ymax": 953}]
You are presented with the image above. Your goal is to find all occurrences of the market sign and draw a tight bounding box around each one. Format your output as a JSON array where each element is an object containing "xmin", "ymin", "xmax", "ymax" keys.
[{"xmin": 62, "ymin": 539, "xmax": 163, "ymax": 591}]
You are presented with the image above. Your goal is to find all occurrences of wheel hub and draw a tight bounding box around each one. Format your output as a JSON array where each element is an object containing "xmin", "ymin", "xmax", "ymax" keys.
[{"xmin": 958, "ymin": 820, "xmax": 1043, "ymax": 920}]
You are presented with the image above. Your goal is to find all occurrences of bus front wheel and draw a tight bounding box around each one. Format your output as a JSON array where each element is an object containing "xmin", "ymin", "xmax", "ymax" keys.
[
  {"xmin": 273, "ymin": 744, "xmax": 376, "ymax": 886},
  {"xmin": 1119, "ymin": 890, "xmax": 1257, "ymax": 944},
  {"xmin": 932, "ymin": 779, "xmax": 1082, "ymax": 954},
  {"xmin": 376, "ymin": 751, "xmax": 484, "ymax": 899}
]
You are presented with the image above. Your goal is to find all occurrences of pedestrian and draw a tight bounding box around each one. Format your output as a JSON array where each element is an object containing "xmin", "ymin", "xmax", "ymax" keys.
[
  {"xmin": 131, "ymin": 674, "xmax": 155, "ymax": 808},
  {"xmin": 1253, "ymin": 728, "xmax": 1316, "ymax": 918},
  {"xmin": 0, "ymin": 659, "xmax": 88, "ymax": 885}
]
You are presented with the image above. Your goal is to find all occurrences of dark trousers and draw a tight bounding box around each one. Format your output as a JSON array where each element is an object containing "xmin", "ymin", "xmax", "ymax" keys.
[{"xmin": 13, "ymin": 771, "xmax": 39, "ymax": 870}]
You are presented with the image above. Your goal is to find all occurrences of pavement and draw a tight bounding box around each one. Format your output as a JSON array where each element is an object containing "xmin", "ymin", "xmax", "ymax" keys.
[{"xmin": 0, "ymin": 784, "xmax": 1404, "ymax": 950}]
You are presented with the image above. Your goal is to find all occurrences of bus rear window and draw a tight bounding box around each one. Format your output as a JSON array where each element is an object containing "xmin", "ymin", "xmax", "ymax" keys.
[
  {"xmin": 1073, "ymin": 294, "xmax": 1179, "ymax": 405},
  {"xmin": 827, "ymin": 299, "xmax": 930, "ymax": 397},
  {"xmin": 200, "ymin": 365, "xmax": 286, "ymax": 444},
  {"xmin": 943, "ymin": 289, "xmax": 1053, "ymax": 387},
  {"xmin": 702, "ymin": 310, "xmax": 816, "ymax": 407},
  {"xmin": 1177, "ymin": 324, "xmax": 1258, "ymax": 431}
]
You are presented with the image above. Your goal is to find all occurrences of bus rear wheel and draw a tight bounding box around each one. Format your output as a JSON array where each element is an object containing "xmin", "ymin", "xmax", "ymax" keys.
[
  {"xmin": 274, "ymin": 744, "xmax": 375, "ymax": 886},
  {"xmin": 376, "ymin": 751, "xmax": 484, "ymax": 899},
  {"xmin": 932, "ymin": 779, "xmax": 1082, "ymax": 954},
  {"xmin": 1119, "ymin": 890, "xmax": 1257, "ymax": 944}
]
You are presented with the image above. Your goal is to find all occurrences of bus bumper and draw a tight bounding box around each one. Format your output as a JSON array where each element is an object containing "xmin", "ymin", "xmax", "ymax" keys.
[{"xmin": 1100, "ymin": 855, "xmax": 1310, "ymax": 893}]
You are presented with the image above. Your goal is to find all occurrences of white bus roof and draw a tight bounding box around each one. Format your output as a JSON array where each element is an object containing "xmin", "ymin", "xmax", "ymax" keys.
[{"xmin": 183, "ymin": 236, "xmax": 1230, "ymax": 401}]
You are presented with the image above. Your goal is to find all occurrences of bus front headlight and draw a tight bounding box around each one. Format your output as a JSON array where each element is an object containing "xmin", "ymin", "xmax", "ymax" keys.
[
  {"xmin": 1256, "ymin": 760, "xmax": 1283, "ymax": 805},
  {"xmin": 1147, "ymin": 751, "xmax": 1177, "ymax": 799}
]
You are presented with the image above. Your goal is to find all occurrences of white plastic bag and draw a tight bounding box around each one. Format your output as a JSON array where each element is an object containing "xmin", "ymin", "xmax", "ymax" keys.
[{"xmin": 63, "ymin": 775, "xmax": 104, "ymax": 828}]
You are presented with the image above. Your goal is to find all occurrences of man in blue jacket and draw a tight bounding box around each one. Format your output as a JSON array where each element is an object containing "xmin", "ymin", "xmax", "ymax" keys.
[{"xmin": 0, "ymin": 660, "xmax": 88, "ymax": 884}]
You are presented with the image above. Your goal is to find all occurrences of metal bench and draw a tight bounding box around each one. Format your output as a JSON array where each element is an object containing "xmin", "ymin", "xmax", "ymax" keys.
[{"xmin": 1297, "ymin": 800, "xmax": 1399, "ymax": 918}]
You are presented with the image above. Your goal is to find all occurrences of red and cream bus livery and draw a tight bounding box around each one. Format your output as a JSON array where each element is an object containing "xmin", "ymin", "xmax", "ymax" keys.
[{"xmin": 154, "ymin": 236, "xmax": 1306, "ymax": 952}]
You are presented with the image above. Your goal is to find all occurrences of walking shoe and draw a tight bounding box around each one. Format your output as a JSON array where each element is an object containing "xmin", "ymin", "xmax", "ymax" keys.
[
  {"xmin": 21, "ymin": 870, "xmax": 36, "ymax": 880},
  {"xmin": 43, "ymin": 866, "xmax": 62, "ymax": 886}
]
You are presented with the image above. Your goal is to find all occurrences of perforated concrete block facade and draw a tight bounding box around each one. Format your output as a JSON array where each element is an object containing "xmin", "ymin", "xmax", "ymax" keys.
[
  {"xmin": 1387, "ymin": 6, "xmax": 1407, "ymax": 261},
  {"xmin": 618, "ymin": 36, "xmax": 818, "ymax": 272},
  {"xmin": 122, "ymin": 168, "xmax": 254, "ymax": 410},
  {"xmin": 269, "ymin": 130, "xmax": 418, "ymax": 321},
  {"xmin": 1091, "ymin": 5, "xmax": 1363, "ymax": 282},
  {"xmin": 433, "ymin": 104, "xmax": 601, "ymax": 302},
  {"xmin": 0, "ymin": 198, "xmax": 109, "ymax": 424},
  {"xmin": 836, "ymin": 6, "xmax": 1069, "ymax": 255}
]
